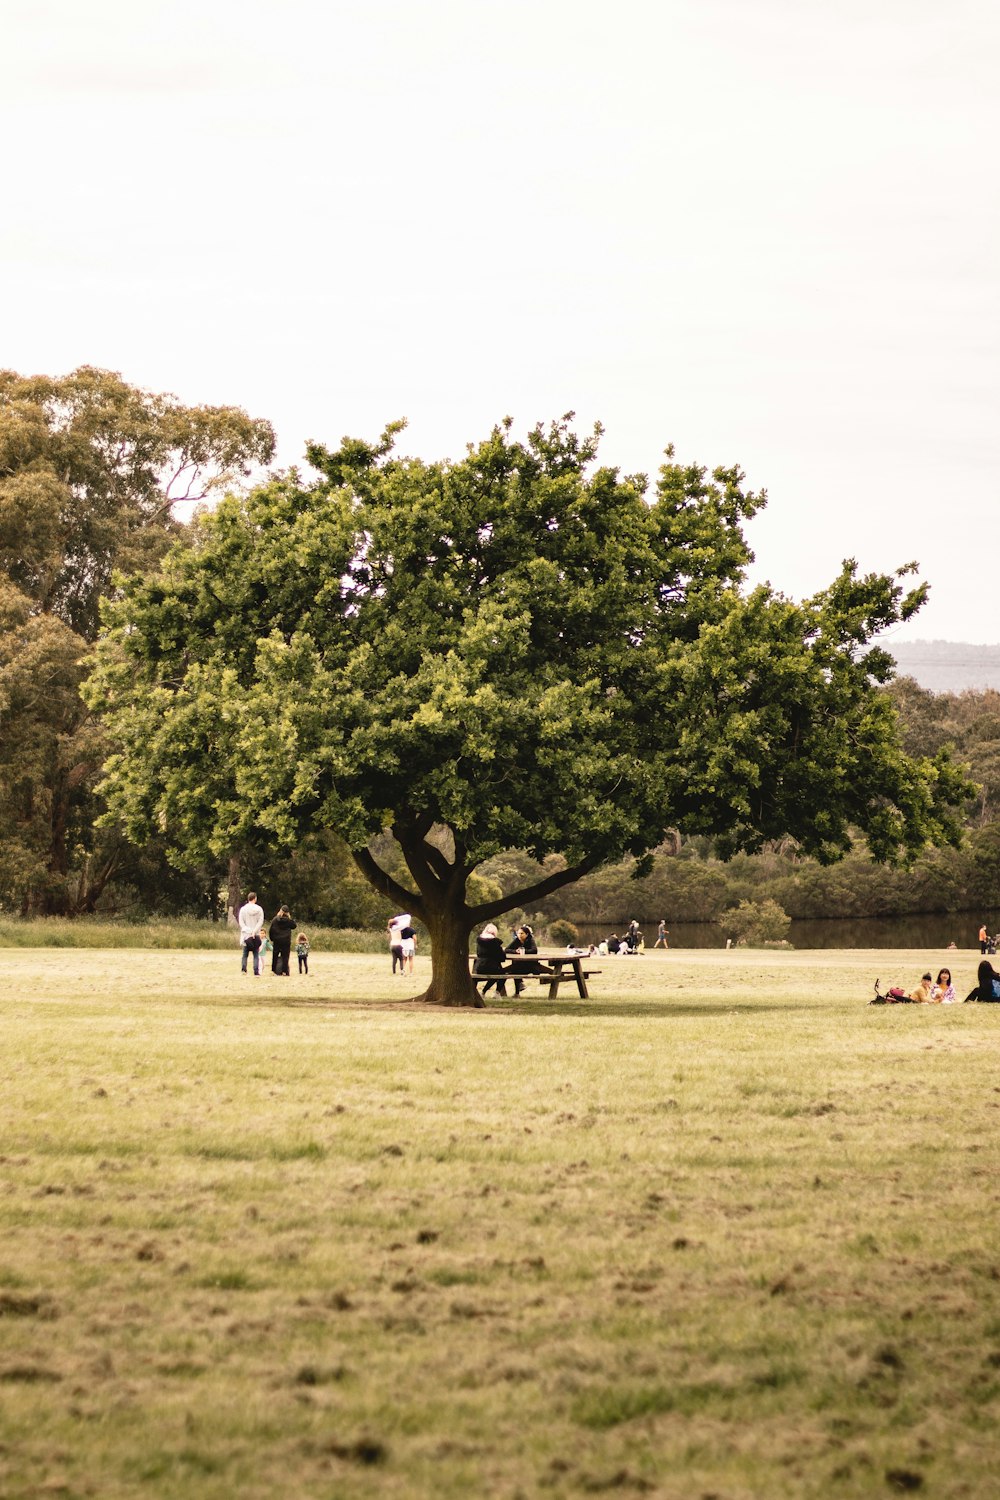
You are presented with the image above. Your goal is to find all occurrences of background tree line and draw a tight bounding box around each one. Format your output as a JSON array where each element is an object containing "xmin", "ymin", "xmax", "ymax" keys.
[
  {"xmin": 0, "ymin": 367, "xmax": 985, "ymax": 934},
  {"xmin": 509, "ymin": 679, "xmax": 1000, "ymax": 928}
]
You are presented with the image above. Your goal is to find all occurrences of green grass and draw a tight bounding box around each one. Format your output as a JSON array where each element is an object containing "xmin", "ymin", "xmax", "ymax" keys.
[{"xmin": 0, "ymin": 944, "xmax": 998, "ymax": 1497}]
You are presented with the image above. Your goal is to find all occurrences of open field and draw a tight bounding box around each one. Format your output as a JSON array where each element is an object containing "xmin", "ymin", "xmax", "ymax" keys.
[{"xmin": 2, "ymin": 946, "xmax": 999, "ymax": 1498}]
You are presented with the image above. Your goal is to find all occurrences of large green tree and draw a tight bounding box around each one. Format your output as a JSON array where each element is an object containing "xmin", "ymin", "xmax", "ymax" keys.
[
  {"xmin": 86, "ymin": 417, "xmax": 968, "ymax": 1001},
  {"xmin": 0, "ymin": 366, "xmax": 274, "ymax": 913}
]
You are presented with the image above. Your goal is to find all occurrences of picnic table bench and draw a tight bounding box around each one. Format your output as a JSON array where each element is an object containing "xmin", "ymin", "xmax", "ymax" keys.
[{"xmin": 469, "ymin": 948, "xmax": 601, "ymax": 1000}]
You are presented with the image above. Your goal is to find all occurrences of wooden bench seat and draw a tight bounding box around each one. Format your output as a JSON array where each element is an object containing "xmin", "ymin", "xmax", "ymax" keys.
[{"xmin": 469, "ymin": 958, "xmax": 601, "ymax": 999}]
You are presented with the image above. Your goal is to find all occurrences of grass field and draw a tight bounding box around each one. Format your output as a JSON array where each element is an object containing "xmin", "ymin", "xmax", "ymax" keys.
[{"xmin": 2, "ymin": 945, "xmax": 999, "ymax": 1499}]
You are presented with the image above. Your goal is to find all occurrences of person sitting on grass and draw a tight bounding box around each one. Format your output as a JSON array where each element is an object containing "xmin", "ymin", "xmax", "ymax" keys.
[
  {"xmin": 931, "ymin": 967, "xmax": 956, "ymax": 1003},
  {"xmin": 909, "ymin": 972, "xmax": 935, "ymax": 1003},
  {"xmin": 965, "ymin": 960, "xmax": 1000, "ymax": 1003}
]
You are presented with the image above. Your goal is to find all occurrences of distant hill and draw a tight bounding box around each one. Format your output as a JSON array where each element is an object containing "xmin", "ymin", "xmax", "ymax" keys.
[{"xmin": 888, "ymin": 641, "xmax": 1000, "ymax": 695}]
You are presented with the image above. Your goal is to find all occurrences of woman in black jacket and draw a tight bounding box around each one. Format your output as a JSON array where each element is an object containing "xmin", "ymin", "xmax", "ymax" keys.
[
  {"xmin": 506, "ymin": 924, "xmax": 548, "ymax": 996},
  {"xmin": 268, "ymin": 905, "xmax": 297, "ymax": 976},
  {"xmin": 474, "ymin": 923, "xmax": 508, "ymax": 996},
  {"xmin": 965, "ymin": 959, "xmax": 1000, "ymax": 1002}
]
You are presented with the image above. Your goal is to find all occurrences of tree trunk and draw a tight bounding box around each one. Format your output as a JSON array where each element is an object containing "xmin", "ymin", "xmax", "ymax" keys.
[
  {"xmin": 418, "ymin": 905, "xmax": 483, "ymax": 1007},
  {"xmin": 226, "ymin": 853, "xmax": 241, "ymax": 925},
  {"xmin": 351, "ymin": 828, "xmax": 600, "ymax": 1007}
]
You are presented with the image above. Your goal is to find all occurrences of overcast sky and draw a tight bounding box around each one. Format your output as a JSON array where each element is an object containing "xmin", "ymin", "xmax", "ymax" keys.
[{"xmin": 3, "ymin": 0, "xmax": 997, "ymax": 642}]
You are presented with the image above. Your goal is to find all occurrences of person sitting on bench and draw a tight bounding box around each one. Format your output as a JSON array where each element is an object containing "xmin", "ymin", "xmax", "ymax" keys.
[
  {"xmin": 474, "ymin": 923, "xmax": 508, "ymax": 995},
  {"xmin": 505, "ymin": 923, "xmax": 549, "ymax": 995}
]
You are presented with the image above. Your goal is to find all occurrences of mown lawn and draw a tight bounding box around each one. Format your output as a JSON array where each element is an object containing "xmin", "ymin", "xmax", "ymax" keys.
[{"xmin": 1, "ymin": 945, "xmax": 998, "ymax": 1498}]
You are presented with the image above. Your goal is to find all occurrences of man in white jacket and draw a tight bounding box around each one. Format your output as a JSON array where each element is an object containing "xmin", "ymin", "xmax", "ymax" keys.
[{"xmin": 238, "ymin": 891, "xmax": 265, "ymax": 975}]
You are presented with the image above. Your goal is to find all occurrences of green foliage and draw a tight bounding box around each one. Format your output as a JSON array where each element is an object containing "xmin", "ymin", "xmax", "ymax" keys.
[
  {"xmin": 86, "ymin": 416, "xmax": 970, "ymax": 1001},
  {"xmin": 0, "ymin": 367, "xmax": 274, "ymax": 916},
  {"xmin": 887, "ymin": 679, "xmax": 1000, "ymax": 829},
  {"xmin": 0, "ymin": 918, "xmax": 391, "ymax": 952},
  {"xmin": 718, "ymin": 898, "xmax": 791, "ymax": 946},
  {"xmin": 546, "ymin": 919, "xmax": 580, "ymax": 946}
]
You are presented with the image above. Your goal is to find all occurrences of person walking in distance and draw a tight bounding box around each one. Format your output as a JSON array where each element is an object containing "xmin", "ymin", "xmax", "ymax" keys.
[
  {"xmin": 269, "ymin": 904, "xmax": 297, "ymax": 976},
  {"xmin": 653, "ymin": 919, "xmax": 669, "ymax": 950},
  {"xmin": 238, "ymin": 890, "xmax": 264, "ymax": 975},
  {"xmin": 399, "ymin": 922, "xmax": 417, "ymax": 976}
]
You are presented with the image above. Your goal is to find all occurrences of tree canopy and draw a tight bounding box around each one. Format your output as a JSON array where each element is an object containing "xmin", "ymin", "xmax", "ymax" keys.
[
  {"xmin": 0, "ymin": 367, "xmax": 274, "ymax": 914},
  {"xmin": 86, "ymin": 416, "xmax": 969, "ymax": 1002}
]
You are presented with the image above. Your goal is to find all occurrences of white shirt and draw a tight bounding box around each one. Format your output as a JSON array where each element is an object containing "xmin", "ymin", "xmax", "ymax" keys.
[
  {"xmin": 389, "ymin": 914, "xmax": 411, "ymax": 943},
  {"xmin": 238, "ymin": 901, "xmax": 264, "ymax": 941}
]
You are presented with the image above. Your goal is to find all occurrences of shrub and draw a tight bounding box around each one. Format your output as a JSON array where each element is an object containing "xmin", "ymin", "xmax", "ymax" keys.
[
  {"xmin": 718, "ymin": 899, "xmax": 791, "ymax": 947},
  {"xmin": 547, "ymin": 919, "xmax": 580, "ymax": 946}
]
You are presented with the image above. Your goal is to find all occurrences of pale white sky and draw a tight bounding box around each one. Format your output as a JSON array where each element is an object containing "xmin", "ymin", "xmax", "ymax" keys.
[{"xmin": 3, "ymin": 0, "xmax": 998, "ymax": 641}]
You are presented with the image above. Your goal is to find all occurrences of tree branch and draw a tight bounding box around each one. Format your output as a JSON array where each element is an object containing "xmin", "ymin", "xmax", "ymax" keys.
[
  {"xmin": 351, "ymin": 846, "xmax": 422, "ymax": 919},
  {"xmin": 468, "ymin": 851, "xmax": 606, "ymax": 923}
]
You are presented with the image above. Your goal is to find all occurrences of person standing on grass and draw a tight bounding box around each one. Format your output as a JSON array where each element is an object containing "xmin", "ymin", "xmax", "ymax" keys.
[
  {"xmin": 388, "ymin": 914, "xmax": 410, "ymax": 974},
  {"xmin": 258, "ymin": 926, "xmax": 272, "ymax": 974},
  {"xmin": 238, "ymin": 890, "xmax": 264, "ymax": 975},
  {"xmin": 296, "ymin": 933, "xmax": 310, "ymax": 974},
  {"xmin": 399, "ymin": 922, "xmax": 417, "ymax": 976},
  {"xmin": 980, "ymin": 922, "xmax": 989, "ymax": 954},
  {"xmin": 269, "ymin": 904, "xmax": 296, "ymax": 976},
  {"xmin": 653, "ymin": 919, "xmax": 669, "ymax": 949}
]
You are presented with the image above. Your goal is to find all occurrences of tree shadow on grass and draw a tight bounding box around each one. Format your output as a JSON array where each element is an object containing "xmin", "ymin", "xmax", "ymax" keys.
[
  {"xmin": 492, "ymin": 999, "xmax": 807, "ymax": 1019},
  {"xmin": 255, "ymin": 994, "xmax": 808, "ymax": 1019}
]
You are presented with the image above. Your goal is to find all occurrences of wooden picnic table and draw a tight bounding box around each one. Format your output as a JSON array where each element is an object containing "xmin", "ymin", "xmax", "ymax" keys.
[{"xmin": 470, "ymin": 948, "xmax": 600, "ymax": 1000}]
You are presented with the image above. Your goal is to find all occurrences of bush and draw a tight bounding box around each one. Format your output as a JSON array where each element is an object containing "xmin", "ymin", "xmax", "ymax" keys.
[
  {"xmin": 718, "ymin": 899, "xmax": 791, "ymax": 947},
  {"xmin": 0, "ymin": 918, "xmax": 396, "ymax": 953},
  {"xmin": 546, "ymin": 919, "xmax": 580, "ymax": 946}
]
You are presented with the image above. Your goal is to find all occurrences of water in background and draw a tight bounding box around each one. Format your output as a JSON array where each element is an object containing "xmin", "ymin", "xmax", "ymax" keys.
[{"xmin": 576, "ymin": 911, "xmax": 987, "ymax": 951}]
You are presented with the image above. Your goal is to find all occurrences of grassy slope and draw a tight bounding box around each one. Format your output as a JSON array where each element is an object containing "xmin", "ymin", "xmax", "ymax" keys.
[{"xmin": 1, "ymin": 947, "xmax": 998, "ymax": 1498}]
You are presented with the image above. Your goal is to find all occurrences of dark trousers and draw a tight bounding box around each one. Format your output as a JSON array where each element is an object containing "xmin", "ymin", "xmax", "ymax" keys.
[
  {"xmin": 391, "ymin": 943, "xmax": 404, "ymax": 973},
  {"xmin": 241, "ymin": 935, "xmax": 261, "ymax": 974},
  {"xmin": 273, "ymin": 942, "xmax": 291, "ymax": 975},
  {"xmin": 298, "ymin": 955, "xmax": 308, "ymax": 973}
]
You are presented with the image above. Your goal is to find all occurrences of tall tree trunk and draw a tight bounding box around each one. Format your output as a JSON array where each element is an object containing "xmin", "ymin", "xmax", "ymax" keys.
[{"xmin": 226, "ymin": 853, "xmax": 241, "ymax": 925}]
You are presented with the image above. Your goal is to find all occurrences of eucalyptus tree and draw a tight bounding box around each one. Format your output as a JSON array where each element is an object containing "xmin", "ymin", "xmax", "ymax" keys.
[{"xmin": 0, "ymin": 366, "xmax": 274, "ymax": 913}]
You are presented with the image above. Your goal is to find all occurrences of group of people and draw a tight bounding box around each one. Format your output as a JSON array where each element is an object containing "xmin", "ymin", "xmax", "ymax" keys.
[
  {"xmin": 473, "ymin": 922, "xmax": 549, "ymax": 996},
  {"xmin": 237, "ymin": 892, "xmax": 310, "ymax": 977},
  {"xmin": 905, "ymin": 967, "xmax": 958, "ymax": 1003},
  {"xmin": 387, "ymin": 914, "xmax": 418, "ymax": 975},
  {"xmin": 604, "ymin": 919, "xmax": 665, "ymax": 955},
  {"xmin": 881, "ymin": 961, "xmax": 1000, "ymax": 1004}
]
